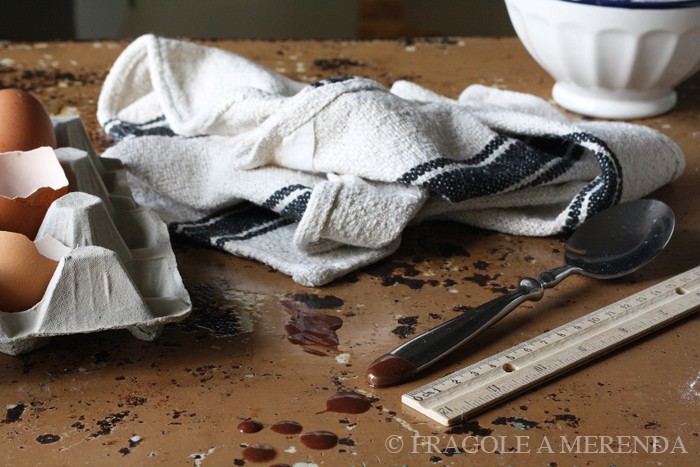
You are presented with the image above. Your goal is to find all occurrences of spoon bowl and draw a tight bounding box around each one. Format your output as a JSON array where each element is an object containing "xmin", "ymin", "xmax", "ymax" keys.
[
  {"xmin": 564, "ymin": 200, "xmax": 674, "ymax": 279},
  {"xmin": 366, "ymin": 199, "xmax": 675, "ymax": 387}
]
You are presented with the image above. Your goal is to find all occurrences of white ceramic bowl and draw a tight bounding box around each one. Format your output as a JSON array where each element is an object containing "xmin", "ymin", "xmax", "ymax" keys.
[{"xmin": 504, "ymin": 0, "xmax": 700, "ymax": 118}]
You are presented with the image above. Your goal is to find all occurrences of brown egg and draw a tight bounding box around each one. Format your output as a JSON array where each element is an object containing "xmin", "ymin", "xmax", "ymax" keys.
[
  {"xmin": 0, "ymin": 88, "xmax": 57, "ymax": 152},
  {"xmin": 0, "ymin": 231, "xmax": 59, "ymax": 313}
]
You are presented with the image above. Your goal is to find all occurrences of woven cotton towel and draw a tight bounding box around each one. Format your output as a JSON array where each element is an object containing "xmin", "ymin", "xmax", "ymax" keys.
[{"xmin": 97, "ymin": 34, "xmax": 685, "ymax": 286}]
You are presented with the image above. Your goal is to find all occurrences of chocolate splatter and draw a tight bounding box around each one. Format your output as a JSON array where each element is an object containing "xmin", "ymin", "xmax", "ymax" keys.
[
  {"xmin": 238, "ymin": 419, "xmax": 264, "ymax": 433},
  {"xmin": 186, "ymin": 364, "xmax": 220, "ymax": 383},
  {"xmin": 91, "ymin": 411, "xmax": 131, "ymax": 438},
  {"xmin": 313, "ymin": 58, "xmax": 362, "ymax": 70},
  {"xmin": 292, "ymin": 293, "xmax": 344, "ymax": 309},
  {"xmin": 365, "ymin": 259, "xmax": 441, "ymax": 289},
  {"xmin": 392, "ymin": 325, "xmax": 416, "ymax": 339},
  {"xmin": 364, "ymin": 260, "xmax": 419, "ymax": 278},
  {"xmin": 446, "ymin": 420, "xmax": 493, "ymax": 436},
  {"xmin": 383, "ymin": 275, "xmax": 438, "ymax": 289},
  {"xmin": 398, "ymin": 316, "xmax": 418, "ymax": 325},
  {"xmin": 36, "ymin": 434, "xmax": 60, "ymax": 444},
  {"xmin": 4, "ymin": 403, "xmax": 25, "ymax": 423},
  {"xmin": 300, "ymin": 430, "xmax": 339, "ymax": 450},
  {"xmin": 270, "ymin": 420, "xmax": 303, "ymax": 435},
  {"xmin": 441, "ymin": 447, "xmax": 466, "ymax": 457},
  {"xmin": 124, "ymin": 396, "xmax": 146, "ymax": 407},
  {"xmin": 493, "ymin": 247, "xmax": 515, "ymax": 261},
  {"xmin": 1, "ymin": 69, "xmax": 105, "ymax": 91},
  {"xmin": 392, "ymin": 315, "xmax": 419, "ymax": 338},
  {"xmin": 552, "ymin": 414, "xmax": 580, "ymax": 428},
  {"xmin": 492, "ymin": 416, "xmax": 539, "ymax": 430},
  {"xmin": 428, "ymin": 37, "xmax": 461, "ymax": 45},
  {"xmin": 324, "ymin": 391, "xmax": 372, "ymax": 414},
  {"xmin": 243, "ymin": 444, "xmax": 277, "ymax": 463},
  {"xmin": 71, "ymin": 421, "xmax": 85, "ymax": 430},
  {"xmin": 282, "ymin": 300, "xmax": 343, "ymax": 353},
  {"xmin": 464, "ymin": 273, "xmax": 497, "ymax": 287}
]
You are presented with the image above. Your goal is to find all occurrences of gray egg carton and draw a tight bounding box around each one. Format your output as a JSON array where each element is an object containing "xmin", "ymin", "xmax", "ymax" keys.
[{"xmin": 0, "ymin": 116, "xmax": 192, "ymax": 355}]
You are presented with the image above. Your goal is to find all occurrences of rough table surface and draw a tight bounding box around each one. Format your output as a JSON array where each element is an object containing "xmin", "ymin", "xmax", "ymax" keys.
[{"xmin": 0, "ymin": 37, "xmax": 699, "ymax": 466}]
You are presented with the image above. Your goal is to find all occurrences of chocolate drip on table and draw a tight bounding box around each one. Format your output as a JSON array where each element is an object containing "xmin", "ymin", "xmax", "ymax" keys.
[
  {"xmin": 300, "ymin": 430, "xmax": 339, "ymax": 450},
  {"xmin": 237, "ymin": 419, "xmax": 264, "ymax": 433},
  {"xmin": 242, "ymin": 444, "xmax": 276, "ymax": 462},
  {"xmin": 282, "ymin": 300, "xmax": 343, "ymax": 354},
  {"xmin": 325, "ymin": 391, "xmax": 371, "ymax": 414},
  {"xmin": 270, "ymin": 420, "xmax": 303, "ymax": 435}
]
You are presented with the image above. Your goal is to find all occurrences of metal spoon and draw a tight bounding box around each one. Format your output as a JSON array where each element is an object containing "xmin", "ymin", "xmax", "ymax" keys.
[{"xmin": 366, "ymin": 199, "xmax": 675, "ymax": 387}]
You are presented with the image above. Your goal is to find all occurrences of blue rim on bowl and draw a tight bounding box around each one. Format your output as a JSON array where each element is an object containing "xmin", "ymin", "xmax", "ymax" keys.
[{"xmin": 561, "ymin": 0, "xmax": 700, "ymax": 8}]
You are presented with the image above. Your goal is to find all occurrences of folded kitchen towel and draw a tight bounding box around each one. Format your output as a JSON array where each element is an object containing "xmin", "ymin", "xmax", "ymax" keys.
[{"xmin": 97, "ymin": 34, "xmax": 685, "ymax": 286}]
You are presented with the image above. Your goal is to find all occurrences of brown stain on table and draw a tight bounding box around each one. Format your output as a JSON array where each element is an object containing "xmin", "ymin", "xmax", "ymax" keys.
[
  {"xmin": 281, "ymin": 299, "xmax": 344, "ymax": 354},
  {"xmin": 270, "ymin": 420, "xmax": 303, "ymax": 435}
]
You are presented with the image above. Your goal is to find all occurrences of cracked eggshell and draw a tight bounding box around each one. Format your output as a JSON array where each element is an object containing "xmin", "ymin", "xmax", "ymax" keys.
[
  {"xmin": 0, "ymin": 88, "xmax": 57, "ymax": 152},
  {"xmin": 0, "ymin": 147, "xmax": 69, "ymax": 239},
  {"xmin": 0, "ymin": 231, "xmax": 64, "ymax": 313}
]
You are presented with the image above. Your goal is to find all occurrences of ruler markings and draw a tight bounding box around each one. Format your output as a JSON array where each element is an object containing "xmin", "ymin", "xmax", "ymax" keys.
[{"xmin": 402, "ymin": 266, "xmax": 700, "ymax": 426}]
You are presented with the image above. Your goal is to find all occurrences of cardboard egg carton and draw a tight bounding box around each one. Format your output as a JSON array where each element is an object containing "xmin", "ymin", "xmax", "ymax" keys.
[{"xmin": 0, "ymin": 116, "xmax": 192, "ymax": 355}]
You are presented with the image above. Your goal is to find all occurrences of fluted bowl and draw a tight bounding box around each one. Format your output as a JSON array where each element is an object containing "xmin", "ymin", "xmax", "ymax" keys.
[{"xmin": 504, "ymin": 0, "xmax": 700, "ymax": 118}]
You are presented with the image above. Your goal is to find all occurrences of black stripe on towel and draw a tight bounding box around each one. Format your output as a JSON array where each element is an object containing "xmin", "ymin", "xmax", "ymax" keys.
[
  {"xmin": 395, "ymin": 131, "xmax": 622, "ymax": 227},
  {"xmin": 395, "ymin": 135, "xmax": 509, "ymax": 186},
  {"xmin": 104, "ymin": 115, "xmax": 208, "ymax": 142},
  {"xmin": 399, "ymin": 135, "xmax": 582, "ymax": 203},
  {"xmin": 104, "ymin": 116, "xmax": 176, "ymax": 142},
  {"xmin": 561, "ymin": 132, "xmax": 623, "ymax": 231},
  {"xmin": 262, "ymin": 184, "xmax": 312, "ymax": 221},
  {"xmin": 170, "ymin": 202, "xmax": 295, "ymax": 247}
]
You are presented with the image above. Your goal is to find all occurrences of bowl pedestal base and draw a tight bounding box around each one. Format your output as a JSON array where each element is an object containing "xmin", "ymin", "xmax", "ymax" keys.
[{"xmin": 552, "ymin": 82, "xmax": 677, "ymax": 119}]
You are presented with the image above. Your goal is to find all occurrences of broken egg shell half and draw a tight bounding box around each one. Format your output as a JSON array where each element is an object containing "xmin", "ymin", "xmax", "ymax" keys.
[
  {"xmin": 0, "ymin": 147, "xmax": 69, "ymax": 239},
  {"xmin": 0, "ymin": 231, "xmax": 69, "ymax": 313}
]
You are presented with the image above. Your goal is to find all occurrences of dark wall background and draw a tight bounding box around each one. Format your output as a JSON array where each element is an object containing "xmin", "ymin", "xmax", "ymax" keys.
[
  {"xmin": 1, "ymin": 0, "xmax": 75, "ymax": 40},
  {"xmin": 0, "ymin": 0, "xmax": 514, "ymax": 41}
]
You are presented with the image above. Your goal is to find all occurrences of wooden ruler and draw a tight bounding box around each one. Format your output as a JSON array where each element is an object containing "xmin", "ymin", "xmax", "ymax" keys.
[{"xmin": 402, "ymin": 266, "xmax": 700, "ymax": 426}]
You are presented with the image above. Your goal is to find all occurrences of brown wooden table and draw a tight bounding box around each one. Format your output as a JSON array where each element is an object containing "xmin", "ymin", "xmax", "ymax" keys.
[{"xmin": 1, "ymin": 37, "xmax": 698, "ymax": 466}]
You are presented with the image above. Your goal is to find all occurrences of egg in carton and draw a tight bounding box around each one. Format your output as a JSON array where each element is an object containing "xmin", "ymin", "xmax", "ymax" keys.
[{"xmin": 0, "ymin": 116, "xmax": 192, "ymax": 355}]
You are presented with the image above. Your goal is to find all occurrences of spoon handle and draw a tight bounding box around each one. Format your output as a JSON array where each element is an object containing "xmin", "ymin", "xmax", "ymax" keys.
[{"xmin": 372, "ymin": 277, "xmax": 546, "ymax": 380}]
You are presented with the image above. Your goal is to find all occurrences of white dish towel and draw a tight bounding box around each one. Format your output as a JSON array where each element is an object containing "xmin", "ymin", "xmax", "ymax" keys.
[{"xmin": 97, "ymin": 34, "xmax": 685, "ymax": 286}]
